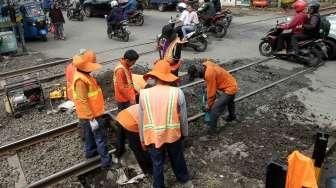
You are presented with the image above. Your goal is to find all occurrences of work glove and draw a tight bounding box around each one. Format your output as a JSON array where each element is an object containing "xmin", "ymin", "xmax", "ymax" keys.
[{"xmin": 89, "ymin": 119, "xmax": 99, "ymax": 132}]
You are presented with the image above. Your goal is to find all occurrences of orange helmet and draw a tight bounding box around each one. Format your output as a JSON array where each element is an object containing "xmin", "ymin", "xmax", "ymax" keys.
[{"xmin": 293, "ymin": 0, "xmax": 307, "ymax": 13}]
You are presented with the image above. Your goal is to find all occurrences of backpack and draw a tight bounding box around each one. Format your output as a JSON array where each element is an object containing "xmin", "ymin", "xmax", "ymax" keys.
[{"xmin": 320, "ymin": 16, "xmax": 331, "ymax": 38}]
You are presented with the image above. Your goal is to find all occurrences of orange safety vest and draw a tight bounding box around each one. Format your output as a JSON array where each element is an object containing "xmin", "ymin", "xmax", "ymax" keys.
[
  {"xmin": 72, "ymin": 71, "xmax": 105, "ymax": 119},
  {"xmin": 163, "ymin": 38, "xmax": 182, "ymax": 72},
  {"xmin": 132, "ymin": 74, "xmax": 147, "ymax": 93},
  {"xmin": 116, "ymin": 104, "xmax": 140, "ymax": 133},
  {"xmin": 285, "ymin": 151, "xmax": 318, "ymax": 188},
  {"xmin": 65, "ymin": 63, "xmax": 76, "ymax": 101},
  {"xmin": 113, "ymin": 63, "xmax": 133, "ymax": 87},
  {"xmin": 140, "ymin": 85, "xmax": 181, "ymax": 148}
]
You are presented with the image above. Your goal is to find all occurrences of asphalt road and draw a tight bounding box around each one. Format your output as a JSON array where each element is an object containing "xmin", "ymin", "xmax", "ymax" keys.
[{"xmin": 26, "ymin": 10, "xmax": 285, "ymax": 64}]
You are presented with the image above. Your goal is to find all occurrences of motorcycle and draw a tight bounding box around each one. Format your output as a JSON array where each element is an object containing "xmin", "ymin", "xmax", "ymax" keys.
[
  {"xmin": 127, "ymin": 10, "xmax": 144, "ymax": 26},
  {"xmin": 198, "ymin": 11, "xmax": 229, "ymax": 38},
  {"xmin": 259, "ymin": 23, "xmax": 328, "ymax": 66},
  {"xmin": 158, "ymin": 21, "xmax": 208, "ymax": 52},
  {"xmin": 106, "ymin": 19, "xmax": 130, "ymax": 42},
  {"xmin": 67, "ymin": 4, "xmax": 85, "ymax": 21}
]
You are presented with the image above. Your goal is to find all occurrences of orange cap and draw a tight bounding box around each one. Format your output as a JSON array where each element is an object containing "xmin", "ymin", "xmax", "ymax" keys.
[
  {"xmin": 144, "ymin": 60, "xmax": 179, "ymax": 83},
  {"xmin": 73, "ymin": 50, "xmax": 101, "ymax": 72}
]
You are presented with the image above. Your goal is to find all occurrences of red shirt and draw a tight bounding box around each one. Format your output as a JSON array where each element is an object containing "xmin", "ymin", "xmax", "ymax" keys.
[{"xmin": 281, "ymin": 12, "xmax": 308, "ymax": 34}]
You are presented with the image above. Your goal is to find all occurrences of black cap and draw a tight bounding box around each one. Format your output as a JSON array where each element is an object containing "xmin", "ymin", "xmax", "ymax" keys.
[{"xmin": 124, "ymin": 49, "xmax": 139, "ymax": 61}]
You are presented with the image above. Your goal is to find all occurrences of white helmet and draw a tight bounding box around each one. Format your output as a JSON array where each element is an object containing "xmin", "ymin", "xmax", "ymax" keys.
[
  {"xmin": 177, "ymin": 2, "xmax": 187, "ymax": 12},
  {"xmin": 110, "ymin": 0, "xmax": 118, "ymax": 7}
]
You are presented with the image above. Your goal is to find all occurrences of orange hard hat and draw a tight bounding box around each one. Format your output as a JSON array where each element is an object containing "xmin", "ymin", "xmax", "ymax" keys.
[
  {"xmin": 144, "ymin": 60, "xmax": 179, "ymax": 83},
  {"xmin": 73, "ymin": 50, "xmax": 101, "ymax": 72},
  {"xmin": 293, "ymin": 0, "xmax": 307, "ymax": 12}
]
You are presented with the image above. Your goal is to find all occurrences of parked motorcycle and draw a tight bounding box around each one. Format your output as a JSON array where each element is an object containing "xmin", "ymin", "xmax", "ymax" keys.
[
  {"xmin": 198, "ymin": 12, "xmax": 229, "ymax": 38},
  {"xmin": 259, "ymin": 23, "xmax": 328, "ymax": 66},
  {"xmin": 106, "ymin": 19, "xmax": 130, "ymax": 42},
  {"xmin": 67, "ymin": 4, "xmax": 85, "ymax": 21},
  {"xmin": 127, "ymin": 10, "xmax": 144, "ymax": 26}
]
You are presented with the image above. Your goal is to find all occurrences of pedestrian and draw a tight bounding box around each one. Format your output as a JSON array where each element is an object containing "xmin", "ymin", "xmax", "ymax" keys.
[
  {"xmin": 49, "ymin": 2, "xmax": 65, "ymax": 40},
  {"xmin": 72, "ymin": 50, "xmax": 113, "ymax": 169},
  {"xmin": 187, "ymin": 59, "xmax": 238, "ymax": 135},
  {"xmin": 139, "ymin": 60, "xmax": 193, "ymax": 188},
  {"xmin": 113, "ymin": 49, "xmax": 139, "ymax": 159},
  {"xmin": 115, "ymin": 104, "xmax": 153, "ymax": 175}
]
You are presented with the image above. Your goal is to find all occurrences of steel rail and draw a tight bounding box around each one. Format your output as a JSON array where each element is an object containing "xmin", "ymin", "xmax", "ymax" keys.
[
  {"xmin": 0, "ymin": 58, "xmax": 272, "ymax": 156},
  {"xmin": 0, "ymin": 41, "xmax": 156, "ymax": 80},
  {"xmin": 26, "ymin": 63, "xmax": 318, "ymax": 188}
]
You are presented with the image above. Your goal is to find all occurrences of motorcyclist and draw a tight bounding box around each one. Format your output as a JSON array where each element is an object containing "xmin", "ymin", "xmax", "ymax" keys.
[
  {"xmin": 107, "ymin": 1, "xmax": 127, "ymax": 34},
  {"xmin": 122, "ymin": 0, "xmax": 138, "ymax": 15},
  {"xmin": 275, "ymin": 0, "xmax": 307, "ymax": 54},
  {"xmin": 290, "ymin": 0, "xmax": 321, "ymax": 53},
  {"xmin": 212, "ymin": 0, "xmax": 221, "ymax": 13},
  {"xmin": 180, "ymin": 5, "xmax": 199, "ymax": 40},
  {"xmin": 197, "ymin": 0, "xmax": 216, "ymax": 26}
]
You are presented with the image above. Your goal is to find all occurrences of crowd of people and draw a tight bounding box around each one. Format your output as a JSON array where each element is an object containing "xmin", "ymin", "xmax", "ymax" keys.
[{"xmin": 65, "ymin": 16, "xmax": 238, "ymax": 186}]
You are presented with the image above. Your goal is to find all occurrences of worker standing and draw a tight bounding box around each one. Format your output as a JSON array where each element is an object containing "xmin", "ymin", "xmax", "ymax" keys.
[
  {"xmin": 113, "ymin": 49, "xmax": 139, "ymax": 110},
  {"xmin": 113, "ymin": 49, "xmax": 139, "ymax": 159},
  {"xmin": 72, "ymin": 50, "xmax": 112, "ymax": 169},
  {"xmin": 187, "ymin": 59, "xmax": 238, "ymax": 135},
  {"xmin": 115, "ymin": 104, "xmax": 153, "ymax": 175},
  {"xmin": 139, "ymin": 60, "xmax": 193, "ymax": 188}
]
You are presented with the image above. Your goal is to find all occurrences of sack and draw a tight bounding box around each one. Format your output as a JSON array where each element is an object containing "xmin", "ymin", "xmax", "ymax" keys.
[{"xmin": 320, "ymin": 16, "xmax": 331, "ymax": 38}]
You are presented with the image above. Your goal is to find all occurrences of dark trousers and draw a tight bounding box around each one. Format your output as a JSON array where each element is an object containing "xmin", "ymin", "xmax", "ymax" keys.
[
  {"xmin": 116, "ymin": 102, "xmax": 131, "ymax": 158},
  {"xmin": 291, "ymin": 33, "xmax": 310, "ymax": 52},
  {"xmin": 208, "ymin": 93, "xmax": 235, "ymax": 128},
  {"xmin": 276, "ymin": 32, "xmax": 292, "ymax": 51},
  {"xmin": 148, "ymin": 139, "xmax": 190, "ymax": 188},
  {"xmin": 125, "ymin": 130, "xmax": 153, "ymax": 174},
  {"xmin": 80, "ymin": 117, "xmax": 112, "ymax": 168}
]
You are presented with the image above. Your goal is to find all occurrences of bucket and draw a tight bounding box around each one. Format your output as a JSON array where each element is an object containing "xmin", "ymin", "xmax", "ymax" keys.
[{"xmin": 0, "ymin": 31, "xmax": 18, "ymax": 54}]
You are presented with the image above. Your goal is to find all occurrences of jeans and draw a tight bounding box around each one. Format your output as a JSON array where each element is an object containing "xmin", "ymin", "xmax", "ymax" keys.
[
  {"xmin": 208, "ymin": 93, "xmax": 236, "ymax": 128},
  {"xmin": 148, "ymin": 139, "xmax": 189, "ymax": 188},
  {"xmin": 54, "ymin": 22, "xmax": 64, "ymax": 38},
  {"xmin": 80, "ymin": 117, "xmax": 112, "ymax": 168},
  {"xmin": 116, "ymin": 102, "xmax": 131, "ymax": 158},
  {"xmin": 125, "ymin": 130, "xmax": 153, "ymax": 174},
  {"xmin": 181, "ymin": 25, "xmax": 195, "ymax": 37}
]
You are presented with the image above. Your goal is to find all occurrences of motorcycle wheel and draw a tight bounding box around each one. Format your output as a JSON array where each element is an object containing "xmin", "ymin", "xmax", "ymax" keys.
[
  {"xmin": 122, "ymin": 32, "xmax": 130, "ymax": 42},
  {"xmin": 306, "ymin": 48, "xmax": 322, "ymax": 67},
  {"xmin": 324, "ymin": 39, "xmax": 336, "ymax": 60},
  {"xmin": 259, "ymin": 41, "xmax": 273, "ymax": 57},
  {"xmin": 135, "ymin": 16, "xmax": 144, "ymax": 26},
  {"xmin": 193, "ymin": 37, "xmax": 207, "ymax": 52},
  {"xmin": 42, "ymin": 35, "xmax": 48, "ymax": 42},
  {"xmin": 67, "ymin": 11, "xmax": 71, "ymax": 19},
  {"xmin": 214, "ymin": 22, "xmax": 228, "ymax": 38}
]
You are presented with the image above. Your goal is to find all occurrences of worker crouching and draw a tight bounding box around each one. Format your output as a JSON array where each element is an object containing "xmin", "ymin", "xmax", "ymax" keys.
[
  {"xmin": 72, "ymin": 50, "xmax": 113, "ymax": 169},
  {"xmin": 116, "ymin": 104, "xmax": 153, "ymax": 175},
  {"xmin": 188, "ymin": 59, "xmax": 238, "ymax": 135},
  {"xmin": 139, "ymin": 60, "xmax": 193, "ymax": 188}
]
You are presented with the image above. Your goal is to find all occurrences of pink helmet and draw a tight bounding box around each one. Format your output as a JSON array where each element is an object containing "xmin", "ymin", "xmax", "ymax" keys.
[{"xmin": 293, "ymin": 0, "xmax": 307, "ymax": 12}]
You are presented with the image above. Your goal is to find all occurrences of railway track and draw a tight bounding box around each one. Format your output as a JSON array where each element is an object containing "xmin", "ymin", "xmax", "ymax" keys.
[
  {"xmin": 0, "ymin": 57, "xmax": 273, "ymax": 157},
  {"xmin": 26, "ymin": 60, "xmax": 336, "ymax": 188},
  {"xmin": 1, "ymin": 5, "xmax": 334, "ymax": 83}
]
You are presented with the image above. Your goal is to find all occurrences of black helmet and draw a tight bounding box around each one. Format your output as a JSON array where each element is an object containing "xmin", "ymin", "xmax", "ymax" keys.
[{"xmin": 308, "ymin": 0, "xmax": 320, "ymax": 13}]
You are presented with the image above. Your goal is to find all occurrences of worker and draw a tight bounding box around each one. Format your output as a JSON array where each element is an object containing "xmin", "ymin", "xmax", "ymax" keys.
[
  {"xmin": 113, "ymin": 49, "xmax": 139, "ymax": 111},
  {"xmin": 72, "ymin": 50, "xmax": 113, "ymax": 169},
  {"xmin": 139, "ymin": 60, "xmax": 193, "ymax": 188},
  {"xmin": 187, "ymin": 59, "xmax": 238, "ymax": 135},
  {"xmin": 113, "ymin": 49, "xmax": 139, "ymax": 159},
  {"xmin": 115, "ymin": 103, "xmax": 153, "ymax": 175},
  {"xmin": 65, "ymin": 49, "xmax": 86, "ymax": 101}
]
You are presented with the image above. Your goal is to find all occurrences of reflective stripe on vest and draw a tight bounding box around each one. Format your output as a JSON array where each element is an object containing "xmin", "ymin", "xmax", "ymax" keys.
[
  {"xmin": 72, "ymin": 71, "xmax": 104, "ymax": 119},
  {"xmin": 141, "ymin": 86, "xmax": 181, "ymax": 148},
  {"xmin": 113, "ymin": 63, "xmax": 133, "ymax": 86}
]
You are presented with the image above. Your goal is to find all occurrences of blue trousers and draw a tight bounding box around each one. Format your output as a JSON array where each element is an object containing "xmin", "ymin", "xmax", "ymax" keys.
[
  {"xmin": 80, "ymin": 117, "xmax": 112, "ymax": 168},
  {"xmin": 148, "ymin": 139, "xmax": 189, "ymax": 188}
]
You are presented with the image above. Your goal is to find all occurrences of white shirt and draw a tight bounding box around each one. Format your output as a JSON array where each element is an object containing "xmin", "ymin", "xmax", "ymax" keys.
[{"xmin": 179, "ymin": 10, "xmax": 199, "ymax": 26}]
